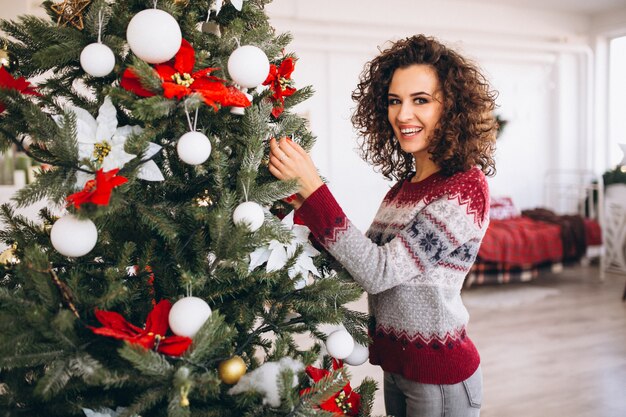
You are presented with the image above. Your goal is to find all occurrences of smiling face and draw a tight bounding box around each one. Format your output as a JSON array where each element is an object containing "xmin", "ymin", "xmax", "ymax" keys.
[{"xmin": 387, "ymin": 64, "xmax": 444, "ymax": 164}]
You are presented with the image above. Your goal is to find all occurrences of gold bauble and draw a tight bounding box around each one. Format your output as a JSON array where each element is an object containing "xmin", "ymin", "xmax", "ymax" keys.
[
  {"xmin": 0, "ymin": 244, "xmax": 19, "ymax": 265},
  {"xmin": 0, "ymin": 49, "xmax": 10, "ymax": 68},
  {"xmin": 218, "ymin": 355, "xmax": 246, "ymax": 385}
]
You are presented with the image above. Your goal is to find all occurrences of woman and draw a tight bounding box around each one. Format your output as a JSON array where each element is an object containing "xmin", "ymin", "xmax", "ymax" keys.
[{"xmin": 269, "ymin": 34, "xmax": 497, "ymax": 417}]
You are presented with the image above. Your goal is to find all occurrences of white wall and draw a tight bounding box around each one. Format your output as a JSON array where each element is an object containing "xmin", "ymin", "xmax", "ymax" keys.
[
  {"xmin": 0, "ymin": 1, "xmax": 45, "ymax": 20},
  {"xmin": 266, "ymin": 0, "xmax": 612, "ymax": 227}
]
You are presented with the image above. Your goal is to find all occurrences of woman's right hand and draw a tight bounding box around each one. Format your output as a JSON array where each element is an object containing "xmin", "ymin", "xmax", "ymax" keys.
[{"xmin": 268, "ymin": 137, "xmax": 324, "ymax": 200}]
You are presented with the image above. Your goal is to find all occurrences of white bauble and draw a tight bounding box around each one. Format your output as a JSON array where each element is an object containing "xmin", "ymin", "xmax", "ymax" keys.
[
  {"xmin": 177, "ymin": 131, "xmax": 212, "ymax": 165},
  {"xmin": 50, "ymin": 215, "xmax": 98, "ymax": 257},
  {"xmin": 168, "ymin": 296, "xmax": 212, "ymax": 338},
  {"xmin": 233, "ymin": 201, "xmax": 264, "ymax": 232},
  {"xmin": 80, "ymin": 43, "xmax": 115, "ymax": 77},
  {"xmin": 230, "ymin": 92, "xmax": 253, "ymax": 116},
  {"xmin": 344, "ymin": 343, "xmax": 369, "ymax": 366},
  {"xmin": 325, "ymin": 329, "xmax": 355, "ymax": 360},
  {"xmin": 126, "ymin": 9, "xmax": 182, "ymax": 64},
  {"xmin": 227, "ymin": 45, "xmax": 269, "ymax": 88}
]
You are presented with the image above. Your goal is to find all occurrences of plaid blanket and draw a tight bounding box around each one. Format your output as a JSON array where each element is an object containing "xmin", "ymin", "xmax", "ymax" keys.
[{"xmin": 466, "ymin": 261, "xmax": 562, "ymax": 286}]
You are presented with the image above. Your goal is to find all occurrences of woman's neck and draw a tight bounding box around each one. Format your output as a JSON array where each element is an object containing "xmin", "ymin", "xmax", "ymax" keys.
[{"xmin": 411, "ymin": 156, "xmax": 440, "ymax": 183}]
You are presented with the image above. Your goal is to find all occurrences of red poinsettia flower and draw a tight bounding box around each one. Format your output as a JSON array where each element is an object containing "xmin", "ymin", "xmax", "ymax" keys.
[
  {"xmin": 121, "ymin": 39, "xmax": 251, "ymax": 111},
  {"xmin": 300, "ymin": 359, "xmax": 361, "ymax": 416},
  {"xmin": 263, "ymin": 57, "xmax": 297, "ymax": 118},
  {"xmin": 66, "ymin": 168, "xmax": 128, "ymax": 209},
  {"xmin": 90, "ymin": 299, "xmax": 192, "ymax": 356},
  {"xmin": 0, "ymin": 66, "xmax": 40, "ymax": 114}
]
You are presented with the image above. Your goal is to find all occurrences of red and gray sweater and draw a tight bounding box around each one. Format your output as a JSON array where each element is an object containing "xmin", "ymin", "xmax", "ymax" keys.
[{"xmin": 296, "ymin": 167, "xmax": 489, "ymax": 384}]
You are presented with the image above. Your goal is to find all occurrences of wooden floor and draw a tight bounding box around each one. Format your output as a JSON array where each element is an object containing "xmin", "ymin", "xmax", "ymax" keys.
[{"xmin": 346, "ymin": 266, "xmax": 626, "ymax": 417}]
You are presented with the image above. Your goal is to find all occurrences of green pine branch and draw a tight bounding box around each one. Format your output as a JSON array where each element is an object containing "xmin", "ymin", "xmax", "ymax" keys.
[{"xmin": 118, "ymin": 343, "xmax": 174, "ymax": 377}]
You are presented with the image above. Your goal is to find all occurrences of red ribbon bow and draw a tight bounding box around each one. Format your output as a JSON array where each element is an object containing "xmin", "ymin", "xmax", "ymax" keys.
[
  {"xmin": 300, "ymin": 359, "xmax": 361, "ymax": 416},
  {"xmin": 89, "ymin": 299, "xmax": 192, "ymax": 356},
  {"xmin": 66, "ymin": 168, "xmax": 128, "ymax": 208},
  {"xmin": 0, "ymin": 66, "xmax": 40, "ymax": 114},
  {"xmin": 263, "ymin": 57, "xmax": 296, "ymax": 118},
  {"xmin": 121, "ymin": 39, "xmax": 250, "ymax": 111}
]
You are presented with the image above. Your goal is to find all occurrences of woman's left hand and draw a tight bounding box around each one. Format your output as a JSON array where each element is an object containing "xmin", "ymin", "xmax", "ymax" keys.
[{"xmin": 268, "ymin": 137, "xmax": 324, "ymax": 200}]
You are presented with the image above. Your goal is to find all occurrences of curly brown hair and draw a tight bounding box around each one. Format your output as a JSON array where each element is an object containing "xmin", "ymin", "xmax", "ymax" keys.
[{"xmin": 351, "ymin": 34, "xmax": 498, "ymax": 180}]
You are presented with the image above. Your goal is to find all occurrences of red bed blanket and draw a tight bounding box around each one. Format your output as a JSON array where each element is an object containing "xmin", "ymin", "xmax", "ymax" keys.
[
  {"xmin": 478, "ymin": 217, "xmax": 563, "ymax": 266},
  {"xmin": 522, "ymin": 208, "xmax": 587, "ymax": 261}
]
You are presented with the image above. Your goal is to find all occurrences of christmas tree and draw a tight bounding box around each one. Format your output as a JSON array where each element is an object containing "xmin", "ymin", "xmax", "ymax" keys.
[{"xmin": 0, "ymin": 1, "xmax": 377, "ymax": 415}]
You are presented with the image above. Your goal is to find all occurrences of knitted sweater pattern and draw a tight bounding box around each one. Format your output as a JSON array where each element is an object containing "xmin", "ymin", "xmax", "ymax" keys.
[{"xmin": 296, "ymin": 167, "xmax": 490, "ymax": 384}]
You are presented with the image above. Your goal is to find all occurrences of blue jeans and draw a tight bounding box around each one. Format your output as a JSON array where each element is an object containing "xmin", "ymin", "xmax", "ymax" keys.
[{"xmin": 383, "ymin": 366, "xmax": 482, "ymax": 417}]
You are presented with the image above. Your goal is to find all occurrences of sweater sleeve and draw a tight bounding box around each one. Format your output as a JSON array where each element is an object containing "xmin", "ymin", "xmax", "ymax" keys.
[{"xmin": 296, "ymin": 184, "xmax": 485, "ymax": 294}]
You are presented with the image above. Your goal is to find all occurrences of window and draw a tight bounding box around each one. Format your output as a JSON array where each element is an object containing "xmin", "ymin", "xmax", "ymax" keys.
[{"xmin": 609, "ymin": 36, "xmax": 626, "ymax": 167}]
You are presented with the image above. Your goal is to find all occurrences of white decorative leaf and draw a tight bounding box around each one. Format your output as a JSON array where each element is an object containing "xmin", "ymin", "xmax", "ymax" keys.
[
  {"xmin": 143, "ymin": 142, "xmax": 162, "ymax": 159},
  {"xmin": 291, "ymin": 224, "xmax": 310, "ymax": 243},
  {"xmin": 112, "ymin": 125, "xmax": 143, "ymax": 142},
  {"xmin": 296, "ymin": 253, "xmax": 320, "ymax": 276},
  {"xmin": 137, "ymin": 160, "xmax": 165, "ymax": 181},
  {"xmin": 246, "ymin": 209, "xmax": 319, "ymax": 287},
  {"xmin": 249, "ymin": 246, "xmax": 271, "ymax": 271},
  {"xmin": 231, "ymin": 0, "xmax": 243, "ymax": 11},
  {"xmin": 83, "ymin": 407, "xmax": 133, "ymax": 417},
  {"xmin": 95, "ymin": 96, "xmax": 118, "ymax": 142},
  {"xmin": 266, "ymin": 241, "xmax": 287, "ymax": 272},
  {"xmin": 101, "ymin": 148, "xmax": 136, "ymax": 171},
  {"xmin": 70, "ymin": 106, "xmax": 98, "ymax": 145},
  {"xmin": 228, "ymin": 357, "xmax": 304, "ymax": 408},
  {"xmin": 74, "ymin": 170, "xmax": 92, "ymax": 189}
]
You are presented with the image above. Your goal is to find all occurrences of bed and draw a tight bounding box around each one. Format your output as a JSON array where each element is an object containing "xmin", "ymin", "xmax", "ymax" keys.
[{"xmin": 466, "ymin": 170, "xmax": 604, "ymax": 287}]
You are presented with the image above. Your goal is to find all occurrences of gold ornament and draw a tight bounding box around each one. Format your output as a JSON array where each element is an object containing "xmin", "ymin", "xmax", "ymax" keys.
[
  {"xmin": 195, "ymin": 190, "xmax": 214, "ymax": 207},
  {"xmin": 0, "ymin": 243, "xmax": 19, "ymax": 265},
  {"xmin": 180, "ymin": 384, "xmax": 190, "ymax": 407},
  {"xmin": 0, "ymin": 47, "xmax": 10, "ymax": 68},
  {"xmin": 92, "ymin": 141, "xmax": 112, "ymax": 164},
  {"xmin": 51, "ymin": 0, "xmax": 91, "ymax": 30},
  {"xmin": 172, "ymin": 72, "xmax": 194, "ymax": 88},
  {"xmin": 218, "ymin": 355, "xmax": 246, "ymax": 384}
]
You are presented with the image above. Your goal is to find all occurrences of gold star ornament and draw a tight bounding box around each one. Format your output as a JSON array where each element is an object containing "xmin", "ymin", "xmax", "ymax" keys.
[{"xmin": 51, "ymin": 0, "xmax": 91, "ymax": 30}]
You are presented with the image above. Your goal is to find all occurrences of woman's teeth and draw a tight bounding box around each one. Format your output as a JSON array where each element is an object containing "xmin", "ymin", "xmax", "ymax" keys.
[{"xmin": 400, "ymin": 127, "xmax": 422, "ymax": 135}]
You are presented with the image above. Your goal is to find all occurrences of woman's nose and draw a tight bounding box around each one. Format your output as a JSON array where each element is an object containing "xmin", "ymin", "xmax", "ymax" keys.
[{"xmin": 397, "ymin": 102, "xmax": 414, "ymax": 122}]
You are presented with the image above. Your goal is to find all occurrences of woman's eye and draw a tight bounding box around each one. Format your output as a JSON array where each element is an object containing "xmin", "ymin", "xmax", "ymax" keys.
[
  {"xmin": 414, "ymin": 97, "xmax": 428, "ymax": 104},
  {"xmin": 388, "ymin": 98, "xmax": 400, "ymax": 105}
]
